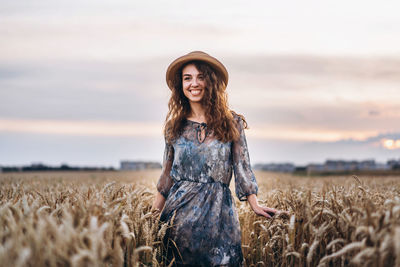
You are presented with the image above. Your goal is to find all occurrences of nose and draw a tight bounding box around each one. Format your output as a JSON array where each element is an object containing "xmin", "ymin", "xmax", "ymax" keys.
[{"xmin": 191, "ymin": 78, "xmax": 200, "ymax": 87}]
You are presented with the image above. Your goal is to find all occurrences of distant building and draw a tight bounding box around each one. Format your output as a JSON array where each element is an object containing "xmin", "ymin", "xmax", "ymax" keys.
[
  {"xmin": 375, "ymin": 163, "xmax": 390, "ymax": 170},
  {"xmin": 120, "ymin": 161, "xmax": 162, "ymax": 171},
  {"xmin": 253, "ymin": 163, "xmax": 295, "ymax": 173},
  {"xmin": 387, "ymin": 159, "xmax": 400, "ymax": 170},
  {"xmin": 306, "ymin": 159, "xmax": 391, "ymax": 174},
  {"xmin": 306, "ymin": 164, "xmax": 325, "ymax": 173},
  {"xmin": 324, "ymin": 160, "xmax": 359, "ymax": 172},
  {"xmin": 358, "ymin": 159, "xmax": 377, "ymax": 171}
]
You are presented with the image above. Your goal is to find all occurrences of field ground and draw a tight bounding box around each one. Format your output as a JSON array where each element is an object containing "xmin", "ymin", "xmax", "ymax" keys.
[{"xmin": 0, "ymin": 170, "xmax": 399, "ymax": 266}]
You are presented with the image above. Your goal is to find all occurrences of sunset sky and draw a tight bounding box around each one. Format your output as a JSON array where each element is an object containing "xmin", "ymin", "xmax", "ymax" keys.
[{"xmin": 1, "ymin": 0, "xmax": 400, "ymax": 168}]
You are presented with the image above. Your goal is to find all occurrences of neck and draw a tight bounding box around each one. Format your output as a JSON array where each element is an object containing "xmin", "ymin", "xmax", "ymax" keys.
[{"xmin": 189, "ymin": 102, "xmax": 206, "ymax": 121}]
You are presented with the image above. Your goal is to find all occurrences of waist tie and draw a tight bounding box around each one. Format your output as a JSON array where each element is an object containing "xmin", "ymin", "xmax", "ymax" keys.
[{"xmin": 177, "ymin": 178, "xmax": 229, "ymax": 187}]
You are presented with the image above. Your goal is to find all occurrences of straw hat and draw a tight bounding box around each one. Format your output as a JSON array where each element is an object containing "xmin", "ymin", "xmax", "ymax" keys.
[{"xmin": 165, "ymin": 51, "xmax": 229, "ymax": 90}]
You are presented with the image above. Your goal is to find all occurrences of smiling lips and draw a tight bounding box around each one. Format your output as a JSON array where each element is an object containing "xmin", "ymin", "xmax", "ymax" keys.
[{"xmin": 189, "ymin": 89, "xmax": 202, "ymax": 96}]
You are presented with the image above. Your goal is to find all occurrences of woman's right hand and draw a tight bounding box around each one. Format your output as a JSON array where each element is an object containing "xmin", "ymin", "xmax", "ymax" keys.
[{"xmin": 151, "ymin": 191, "xmax": 166, "ymax": 215}]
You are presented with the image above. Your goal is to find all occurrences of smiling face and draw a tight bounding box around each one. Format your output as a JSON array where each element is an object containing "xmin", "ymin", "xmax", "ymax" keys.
[{"xmin": 181, "ymin": 63, "xmax": 206, "ymax": 103}]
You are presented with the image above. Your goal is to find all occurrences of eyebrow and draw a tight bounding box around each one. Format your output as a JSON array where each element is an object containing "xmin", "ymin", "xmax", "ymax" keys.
[{"xmin": 182, "ymin": 73, "xmax": 203, "ymax": 76}]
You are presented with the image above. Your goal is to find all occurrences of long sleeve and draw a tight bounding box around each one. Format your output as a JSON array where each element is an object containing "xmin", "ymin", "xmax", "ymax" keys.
[
  {"xmin": 156, "ymin": 139, "xmax": 174, "ymax": 199},
  {"xmin": 232, "ymin": 116, "xmax": 258, "ymax": 201}
]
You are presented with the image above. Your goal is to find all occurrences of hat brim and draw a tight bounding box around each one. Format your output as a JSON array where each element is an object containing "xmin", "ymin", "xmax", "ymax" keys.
[{"xmin": 166, "ymin": 51, "xmax": 229, "ymax": 90}]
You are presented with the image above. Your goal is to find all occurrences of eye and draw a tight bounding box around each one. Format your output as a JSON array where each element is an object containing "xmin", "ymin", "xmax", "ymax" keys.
[
  {"xmin": 183, "ymin": 77, "xmax": 191, "ymax": 81},
  {"xmin": 198, "ymin": 76, "xmax": 204, "ymax": 81}
]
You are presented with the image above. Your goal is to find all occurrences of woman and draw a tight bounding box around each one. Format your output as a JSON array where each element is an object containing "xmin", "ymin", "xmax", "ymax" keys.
[{"xmin": 152, "ymin": 51, "xmax": 277, "ymax": 266}]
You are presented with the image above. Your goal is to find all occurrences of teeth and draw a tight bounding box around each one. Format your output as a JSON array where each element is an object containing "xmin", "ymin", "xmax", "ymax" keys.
[{"xmin": 190, "ymin": 90, "xmax": 201, "ymax": 96}]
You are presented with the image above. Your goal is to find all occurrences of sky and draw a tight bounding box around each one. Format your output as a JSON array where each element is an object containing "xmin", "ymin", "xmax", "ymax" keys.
[{"xmin": 1, "ymin": 0, "xmax": 400, "ymax": 168}]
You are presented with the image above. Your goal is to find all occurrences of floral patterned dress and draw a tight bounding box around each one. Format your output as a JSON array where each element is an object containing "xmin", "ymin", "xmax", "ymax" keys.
[{"xmin": 157, "ymin": 114, "xmax": 258, "ymax": 266}]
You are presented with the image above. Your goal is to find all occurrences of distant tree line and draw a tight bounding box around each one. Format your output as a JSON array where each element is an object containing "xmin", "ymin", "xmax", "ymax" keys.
[
  {"xmin": 0, "ymin": 163, "xmax": 115, "ymax": 173},
  {"xmin": 253, "ymin": 158, "xmax": 400, "ymax": 176}
]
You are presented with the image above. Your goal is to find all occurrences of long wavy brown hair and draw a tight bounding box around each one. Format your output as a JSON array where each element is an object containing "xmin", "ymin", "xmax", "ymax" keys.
[{"xmin": 164, "ymin": 60, "xmax": 247, "ymax": 143}]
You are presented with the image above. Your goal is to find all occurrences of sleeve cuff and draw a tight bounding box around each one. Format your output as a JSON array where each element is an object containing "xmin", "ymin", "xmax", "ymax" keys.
[{"xmin": 237, "ymin": 189, "xmax": 258, "ymax": 201}]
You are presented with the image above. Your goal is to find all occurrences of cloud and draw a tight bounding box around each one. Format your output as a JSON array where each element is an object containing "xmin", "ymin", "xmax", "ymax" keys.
[
  {"xmin": 227, "ymin": 56, "xmax": 400, "ymax": 115},
  {"xmin": 244, "ymin": 101, "xmax": 400, "ymax": 132},
  {"xmin": 362, "ymin": 132, "xmax": 400, "ymax": 143},
  {"xmin": 0, "ymin": 118, "xmax": 163, "ymax": 137},
  {"xmin": 1, "ymin": 55, "xmax": 400, "ymax": 144},
  {"xmin": 368, "ymin": 110, "xmax": 380, "ymax": 116},
  {"xmin": 0, "ymin": 66, "xmax": 26, "ymax": 79},
  {"xmin": 0, "ymin": 60, "xmax": 170, "ymax": 122},
  {"xmin": 247, "ymin": 132, "xmax": 400, "ymax": 165},
  {"xmin": 227, "ymin": 55, "xmax": 400, "ymax": 81},
  {"xmin": 2, "ymin": 0, "xmax": 400, "ymax": 63}
]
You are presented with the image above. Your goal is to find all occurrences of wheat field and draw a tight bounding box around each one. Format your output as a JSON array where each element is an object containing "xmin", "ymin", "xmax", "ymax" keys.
[{"xmin": 0, "ymin": 170, "xmax": 399, "ymax": 267}]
